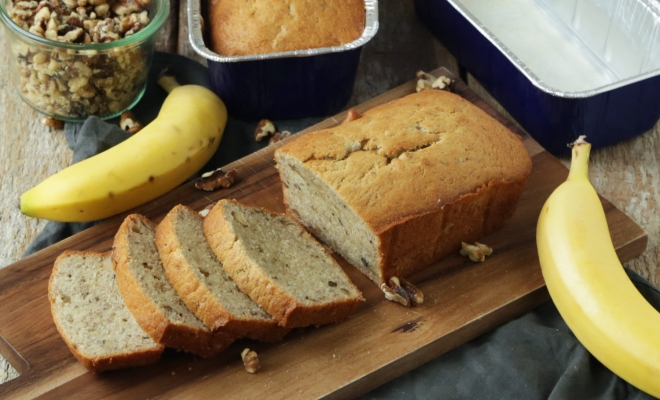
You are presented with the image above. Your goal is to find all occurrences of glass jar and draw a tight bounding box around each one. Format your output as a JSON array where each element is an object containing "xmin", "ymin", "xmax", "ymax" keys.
[{"xmin": 0, "ymin": 0, "xmax": 169, "ymax": 121}]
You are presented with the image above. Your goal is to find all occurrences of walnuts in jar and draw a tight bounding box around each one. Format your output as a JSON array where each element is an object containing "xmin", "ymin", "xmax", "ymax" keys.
[{"xmin": 8, "ymin": 0, "xmax": 153, "ymax": 119}]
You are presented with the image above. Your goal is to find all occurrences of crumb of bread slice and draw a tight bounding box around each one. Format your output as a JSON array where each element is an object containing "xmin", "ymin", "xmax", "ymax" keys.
[
  {"xmin": 156, "ymin": 205, "xmax": 289, "ymax": 342},
  {"xmin": 49, "ymin": 251, "xmax": 164, "ymax": 373},
  {"xmin": 113, "ymin": 214, "xmax": 234, "ymax": 357},
  {"xmin": 202, "ymin": 199, "xmax": 364, "ymax": 328}
]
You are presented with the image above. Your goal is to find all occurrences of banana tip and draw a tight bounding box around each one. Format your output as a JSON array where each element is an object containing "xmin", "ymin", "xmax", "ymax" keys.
[
  {"xmin": 18, "ymin": 195, "xmax": 27, "ymax": 213},
  {"xmin": 569, "ymin": 135, "xmax": 588, "ymax": 148}
]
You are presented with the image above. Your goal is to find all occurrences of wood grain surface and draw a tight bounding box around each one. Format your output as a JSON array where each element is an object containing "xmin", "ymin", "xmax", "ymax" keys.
[
  {"xmin": 0, "ymin": 0, "xmax": 659, "ymax": 388},
  {"xmin": 0, "ymin": 68, "xmax": 647, "ymax": 399}
]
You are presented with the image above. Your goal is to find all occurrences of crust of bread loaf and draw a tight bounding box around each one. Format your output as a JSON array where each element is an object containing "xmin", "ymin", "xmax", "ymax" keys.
[
  {"xmin": 155, "ymin": 205, "xmax": 289, "ymax": 342},
  {"xmin": 275, "ymin": 90, "xmax": 532, "ymax": 284},
  {"xmin": 203, "ymin": 200, "xmax": 363, "ymax": 328},
  {"xmin": 209, "ymin": 0, "xmax": 365, "ymax": 56},
  {"xmin": 374, "ymin": 178, "xmax": 528, "ymax": 282},
  {"xmin": 49, "ymin": 250, "xmax": 164, "ymax": 373},
  {"xmin": 113, "ymin": 215, "xmax": 232, "ymax": 358}
]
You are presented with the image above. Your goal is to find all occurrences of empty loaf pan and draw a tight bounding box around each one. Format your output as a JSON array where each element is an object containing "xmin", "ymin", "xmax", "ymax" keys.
[
  {"xmin": 188, "ymin": 0, "xmax": 379, "ymax": 121},
  {"xmin": 415, "ymin": 0, "xmax": 660, "ymax": 155}
]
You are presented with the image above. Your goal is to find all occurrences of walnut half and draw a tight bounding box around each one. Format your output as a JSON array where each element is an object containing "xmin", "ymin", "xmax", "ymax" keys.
[
  {"xmin": 194, "ymin": 168, "xmax": 237, "ymax": 191},
  {"xmin": 119, "ymin": 110, "xmax": 143, "ymax": 134},
  {"xmin": 460, "ymin": 242, "xmax": 493, "ymax": 262},
  {"xmin": 241, "ymin": 348, "xmax": 260, "ymax": 374},
  {"xmin": 380, "ymin": 277, "xmax": 424, "ymax": 307},
  {"xmin": 254, "ymin": 119, "xmax": 276, "ymax": 142},
  {"xmin": 415, "ymin": 70, "xmax": 455, "ymax": 93},
  {"xmin": 253, "ymin": 119, "xmax": 295, "ymax": 145}
]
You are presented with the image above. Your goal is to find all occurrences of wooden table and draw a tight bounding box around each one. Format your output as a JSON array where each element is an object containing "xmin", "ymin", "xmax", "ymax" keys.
[{"xmin": 1, "ymin": 0, "xmax": 659, "ymax": 387}]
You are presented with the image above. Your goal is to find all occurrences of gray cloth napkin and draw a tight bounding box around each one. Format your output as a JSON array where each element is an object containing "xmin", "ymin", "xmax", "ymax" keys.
[{"xmin": 22, "ymin": 52, "xmax": 660, "ymax": 400}]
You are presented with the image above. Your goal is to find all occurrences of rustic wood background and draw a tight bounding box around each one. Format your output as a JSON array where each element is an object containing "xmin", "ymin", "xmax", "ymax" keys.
[{"xmin": 1, "ymin": 0, "xmax": 659, "ymax": 386}]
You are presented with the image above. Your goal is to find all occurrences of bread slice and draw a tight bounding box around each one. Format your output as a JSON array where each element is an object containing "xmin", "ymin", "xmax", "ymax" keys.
[
  {"xmin": 49, "ymin": 251, "xmax": 163, "ymax": 373},
  {"xmin": 113, "ymin": 214, "xmax": 234, "ymax": 358},
  {"xmin": 155, "ymin": 205, "xmax": 289, "ymax": 342},
  {"xmin": 203, "ymin": 199, "xmax": 364, "ymax": 328}
]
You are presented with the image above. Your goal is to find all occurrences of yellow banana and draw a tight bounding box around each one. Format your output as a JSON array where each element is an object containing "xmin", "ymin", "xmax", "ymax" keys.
[
  {"xmin": 20, "ymin": 83, "xmax": 227, "ymax": 222},
  {"xmin": 537, "ymin": 136, "xmax": 660, "ymax": 397}
]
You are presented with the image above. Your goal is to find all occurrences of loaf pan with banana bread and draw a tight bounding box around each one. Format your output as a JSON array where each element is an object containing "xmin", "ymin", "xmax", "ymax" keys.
[{"xmin": 188, "ymin": 0, "xmax": 379, "ymax": 120}]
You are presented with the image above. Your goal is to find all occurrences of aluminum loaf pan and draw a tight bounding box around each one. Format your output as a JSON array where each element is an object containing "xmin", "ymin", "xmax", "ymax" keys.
[
  {"xmin": 415, "ymin": 0, "xmax": 660, "ymax": 155},
  {"xmin": 189, "ymin": 0, "xmax": 379, "ymax": 121}
]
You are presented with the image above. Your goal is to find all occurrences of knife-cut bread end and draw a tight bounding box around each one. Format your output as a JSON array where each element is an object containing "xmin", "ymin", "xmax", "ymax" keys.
[{"xmin": 49, "ymin": 251, "xmax": 164, "ymax": 373}]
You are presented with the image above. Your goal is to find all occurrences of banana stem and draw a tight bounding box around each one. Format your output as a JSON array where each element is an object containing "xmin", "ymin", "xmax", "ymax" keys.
[
  {"xmin": 158, "ymin": 75, "xmax": 181, "ymax": 94},
  {"xmin": 567, "ymin": 135, "xmax": 591, "ymax": 181}
]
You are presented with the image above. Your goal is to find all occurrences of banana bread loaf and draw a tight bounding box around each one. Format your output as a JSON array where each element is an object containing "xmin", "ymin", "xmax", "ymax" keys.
[
  {"xmin": 203, "ymin": 199, "xmax": 364, "ymax": 328},
  {"xmin": 209, "ymin": 0, "xmax": 365, "ymax": 56},
  {"xmin": 274, "ymin": 89, "xmax": 532, "ymax": 285}
]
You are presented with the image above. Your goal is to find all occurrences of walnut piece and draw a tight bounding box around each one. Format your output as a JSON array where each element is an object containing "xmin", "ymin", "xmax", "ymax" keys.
[
  {"xmin": 380, "ymin": 277, "xmax": 424, "ymax": 307},
  {"xmin": 459, "ymin": 242, "xmax": 493, "ymax": 262},
  {"xmin": 342, "ymin": 108, "xmax": 360, "ymax": 124},
  {"xmin": 254, "ymin": 119, "xmax": 276, "ymax": 142},
  {"xmin": 432, "ymin": 76, "xmax": 454, "ymax": 90},
  {"xmin": 232, "ymin": 210, "xmax": 248, "ymax": 227},
  {"xmin": 11, "ymin": 0, "xmax": 150, "ymax": 43},
  {"xmin": 198, "ymin": 202, "xmax": 215, "ymax": 217},
  {"xmin": 112, "ymin": 0, "xmax": 150, "ymax": 16},
  {"xmin": 415, "ymin": 70, "xmax": 455, "ymax": 93},
  {"xmin": 269, "ymin": 130, "xmax": 291, "ymax": 145},
  {"xmin": 416, "ymin": 78, "xmax": 433, "ymax": 92},
  {"xmin": 241, "ymin": 348, "xmax": 260, "ymax": 374},
  {"xmin": 119, "ymin": 110, "xmax": 143, "ymax": 134},
  {"xmin": 253, "ymin": 119, "xmax": 293, "ymax": 144},
  {"xmin": 416, "ymin": 70, "xmax": 437, "ymax": 81},
  {"xmin": 40, "ymin": 117, "xmax": 64, "ymax": 129},
  {"xmin": 194, "ymin": 168, "xmax": 237, "ymax": 191}
]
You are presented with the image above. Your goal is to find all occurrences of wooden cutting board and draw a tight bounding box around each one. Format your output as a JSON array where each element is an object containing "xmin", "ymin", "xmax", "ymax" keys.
[{"xmin": 0, "ymin": 68, "xmax": 647, "ymax": 399}]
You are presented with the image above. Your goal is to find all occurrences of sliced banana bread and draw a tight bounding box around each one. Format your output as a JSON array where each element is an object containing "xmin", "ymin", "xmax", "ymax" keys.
[
  {"xmin": 155, "ymin": 205, "xmax": 289, "ymax": 342},
  {"xmin": 203, "ymin": 199, "xmax": 364, "ymax": 328},
  {"xmin": 113, "ymin": 214, "xmax": 234, "ymax": 358},
  {"xmin": 49, "ymin": 251, "xmax": 164, "ymax": 373}
]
